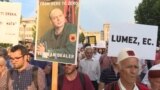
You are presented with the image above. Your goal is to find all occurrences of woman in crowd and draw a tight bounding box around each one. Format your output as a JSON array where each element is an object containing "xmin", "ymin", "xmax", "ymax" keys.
[{"xmin": 0, "ymin": 47, "xmax": 9, "ymax": 90}]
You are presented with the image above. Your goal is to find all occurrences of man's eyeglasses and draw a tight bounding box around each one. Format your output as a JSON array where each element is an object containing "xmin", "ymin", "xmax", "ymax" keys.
[{"xmin": 9, "ymin": 55, "xmax": 24, "ymax": 61}]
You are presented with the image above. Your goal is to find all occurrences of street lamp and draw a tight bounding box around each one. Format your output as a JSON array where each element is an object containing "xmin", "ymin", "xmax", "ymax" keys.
[{"xmin": 23, "ymin": 23, "xmax": 26, "ymax": 45}]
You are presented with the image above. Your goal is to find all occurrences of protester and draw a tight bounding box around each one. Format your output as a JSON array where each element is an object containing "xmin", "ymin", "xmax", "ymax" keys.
[
  {"xmin": 79, "ymin": 46, "xmax": 101, "ymax": 90},
  {"xmin": 148, "ymin": 69, "xmax": 160, "ymax": 90},
  {"xmin": 154, "ymin": 47, "xmax": 160, "ymax": 64},
  {"xmin": 8, "ymin": 45, "xmax": 46, "ymax": 90},
  {"xmin": 105, "ymin": 48, "xmax": 149, "ymax": 90},
  {"xmin": 98, "ymin": 57, "xmax": 119, "ymax": 90},
  {"xmin": 78, "ymin": 47, "xmax": 85, "ymax": 60},
  {"xmin": 0, "ymin": 47, "xmax": 9, "ymax": 89},
  {"xmin": 92, "ymin": 46, "xmax": 101, "ymax": 61},
  {"xmin": 99, "ymin": 49, "xmax": 112, "ymax": 72},
  {"xmin": 142, "ymin": 63, "xmax": 160, "ymax": 89},
  {"xmin": 28, "ymin": 42, "xmax": 54, "ymax": 90},
  {"xmin": 43, "ymin": 63, "xmax": 52, "ymax": 90},
  {"xmin": 30, "ymin": 59, "xmax": 52, "ymax": 90},
  {"xmin": 139, "ymin": 59, "xmax": 148, "ymax": 81},
  {"xmin": 58, "ymin": 64, "xmax": 94, "ymax": 90}
]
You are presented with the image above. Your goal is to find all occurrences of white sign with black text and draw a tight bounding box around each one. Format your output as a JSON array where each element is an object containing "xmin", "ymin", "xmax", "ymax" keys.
[
  {"xmin": 108, "ymin": 23, "xmax": 158, "ymax": 60},
  {"xmin": 0, "ymin": 2, "xmax": 21, "ymax": 45}
]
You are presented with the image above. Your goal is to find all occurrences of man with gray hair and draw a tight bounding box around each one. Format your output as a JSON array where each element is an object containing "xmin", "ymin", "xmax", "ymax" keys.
[
  {"xmin": 79, "ymin": 46, "xmax": 101, "ymax": 90},
  {"xmin": 105, "ymin": 48, "xmax": 149, "ymax": 90}
]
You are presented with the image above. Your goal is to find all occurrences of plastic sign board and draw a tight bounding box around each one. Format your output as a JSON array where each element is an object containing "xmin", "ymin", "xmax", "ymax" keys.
[
  {"xmin": 0, "ymin": 2, "xmax": 21, "ymax": 45},
  {"xmin": 108, "ymin": 23, "xmax": 158, "ymax": 60}
]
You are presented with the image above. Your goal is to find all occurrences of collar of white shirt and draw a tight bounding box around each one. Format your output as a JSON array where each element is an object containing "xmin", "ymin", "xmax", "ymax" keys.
[
  {"xmin": 118, "ymin": 79, "xmax": 139, "ymax": 90},
  {"xmin": 84, "ymin": 58, "xmax": 94, "ymax": 61}
]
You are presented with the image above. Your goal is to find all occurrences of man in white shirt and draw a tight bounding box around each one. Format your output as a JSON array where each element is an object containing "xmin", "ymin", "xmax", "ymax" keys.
[
  {"xmin": 92, "ymin": 46, "xmax": 101, "ymax": 62},
  {"xmin": 79, "ymin": 46, "xmax": 101, "ymax": 90}
]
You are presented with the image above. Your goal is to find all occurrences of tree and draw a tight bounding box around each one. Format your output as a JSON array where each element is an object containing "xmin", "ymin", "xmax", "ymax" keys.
[
  {"xmin": 0, "ymin": 0, "xmax": 9, "ymax": 2},
  {"xmin": 79, "ymin": 32, "xmax": 85, "ymax": 44},
  {"xmin": 135, "ymin": 0, "xmax": 160, "ymax": 45}
]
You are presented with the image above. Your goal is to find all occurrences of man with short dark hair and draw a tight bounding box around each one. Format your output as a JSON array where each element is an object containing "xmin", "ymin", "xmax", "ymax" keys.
[
  {"xmin": 58, "ymin": 64, "xmax": 94, "ymax": 90},
  {"xmin": 8, "ymin": 45, "xmax": 46, "ymax": 90}
]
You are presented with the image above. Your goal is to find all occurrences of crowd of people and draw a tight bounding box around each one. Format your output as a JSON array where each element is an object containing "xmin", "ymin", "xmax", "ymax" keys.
[
  {"xmin": 0, "ymin": 6, "xmax": 159, "ymax": 90},
  {"xmin": 0, "ymin": 43, "xmax": 159, "ymax": 90},
  {"xmin": 76, "ymin": 44, "xmax": 160, "ymax": 90}
]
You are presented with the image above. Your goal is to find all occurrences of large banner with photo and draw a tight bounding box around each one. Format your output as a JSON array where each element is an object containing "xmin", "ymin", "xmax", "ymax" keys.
[
  {"xmin": 108, "ymin": 23, "xmax": 158, "ymax": 60},
  {"xmin": 0, "ymin": 2, "xmax": 21, "ymax": 46},
  {"xmin": 35, "ymin": 0, "xmax": 79, "ymax": 64}
]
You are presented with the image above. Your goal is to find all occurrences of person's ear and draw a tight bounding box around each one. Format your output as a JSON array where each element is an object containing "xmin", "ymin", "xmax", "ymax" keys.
[{"xmin": 24, "ymin": 54, "xmax": 30, "ymax": 62}]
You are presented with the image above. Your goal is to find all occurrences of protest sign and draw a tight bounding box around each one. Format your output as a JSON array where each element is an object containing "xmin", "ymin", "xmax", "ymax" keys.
[
  {"xmin": 35, "ymin": 0, "xmax": 79, "ymax": 64},
  {"xmin": 108, "ymin": 23, "xmax": 158, "ymax": 60},
  {"xmin": 0, "ymin": 2, "xmax": 21, "ymax": 45}
]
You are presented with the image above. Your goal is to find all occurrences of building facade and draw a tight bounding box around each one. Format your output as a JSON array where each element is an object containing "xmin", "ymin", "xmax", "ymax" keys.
[
  {"xmin": 79, "ymin": 23, "xmax": 110, "ymax": 45},
  {"xmin": 103, "ymin": 23, "xmax": 110, "ymax": 41}
]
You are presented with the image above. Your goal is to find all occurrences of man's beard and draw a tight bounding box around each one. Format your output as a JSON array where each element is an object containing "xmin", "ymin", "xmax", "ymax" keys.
[
  {"xmin": 65, "ymin": 68, "xmax": 76, "ymax": 75},
  {"xmin": 13, "ymin": 64, "xmax": 23, "ymax": 70}
]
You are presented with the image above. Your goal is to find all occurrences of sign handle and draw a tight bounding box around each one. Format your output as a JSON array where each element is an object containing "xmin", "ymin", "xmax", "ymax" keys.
[{"xmin": 51, "ymin": 62, "xmax": 58, "ymax": 90}]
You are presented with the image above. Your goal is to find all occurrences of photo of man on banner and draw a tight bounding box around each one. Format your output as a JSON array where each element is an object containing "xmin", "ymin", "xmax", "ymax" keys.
[{"xmin": 36, "ymin": 1, "xmax": 79, "ymax": 64}]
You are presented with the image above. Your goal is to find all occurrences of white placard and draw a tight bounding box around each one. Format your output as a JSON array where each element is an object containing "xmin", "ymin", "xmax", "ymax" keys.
[
  {"xmin": 0, "ymin": 2, "xmax": 21, "ymax": 45},
  {"xmin": 108, "ymin": 23, "xmax": 158, "ymax": 60}
]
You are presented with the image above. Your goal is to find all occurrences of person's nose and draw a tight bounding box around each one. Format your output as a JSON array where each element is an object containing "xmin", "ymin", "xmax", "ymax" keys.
[
  {"xmin": 57, "ymin": 16, "xmax": 60, "ymax": 21},
  {"xmin": 131, "ymin": 67, "xmax": 137, "ymax": 74}
]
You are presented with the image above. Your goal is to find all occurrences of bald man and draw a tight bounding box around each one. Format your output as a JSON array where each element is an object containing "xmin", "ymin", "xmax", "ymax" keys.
[{"xmin": 37, "ymin": 8, "xmax": 77, "ymax": 61}]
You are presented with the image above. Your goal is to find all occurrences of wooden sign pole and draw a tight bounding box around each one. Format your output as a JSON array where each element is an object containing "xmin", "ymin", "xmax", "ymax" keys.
[{"xmin": 51, "ymin": 62, "xmax": 58, "ymax": 90}]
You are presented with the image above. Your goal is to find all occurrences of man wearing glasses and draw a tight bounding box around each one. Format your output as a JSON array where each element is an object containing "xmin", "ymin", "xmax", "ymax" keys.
[{"xmin": 8, "ymin": 45, "xmax": 46, "ymax": 90}]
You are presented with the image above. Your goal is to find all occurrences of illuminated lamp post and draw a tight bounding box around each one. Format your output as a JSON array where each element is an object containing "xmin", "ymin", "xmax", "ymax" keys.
[{"xmin": 23, "ymin": 23, "xmax": 26, "ymax": 45}]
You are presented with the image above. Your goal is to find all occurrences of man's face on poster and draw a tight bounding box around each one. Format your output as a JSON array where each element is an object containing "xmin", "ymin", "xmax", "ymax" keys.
[{"xmin": 50, "ymin": 9, "xmax": 66, "ymax": 28}]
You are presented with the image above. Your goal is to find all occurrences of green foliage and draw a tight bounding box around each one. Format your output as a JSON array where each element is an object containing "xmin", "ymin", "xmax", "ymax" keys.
[
  {"xmin": 135, "ymin": 0, "xmax": 160, "ymax": 43},
  {"xmin": 79, "ymin": 32, "xmax": 85, "ymax": 44}
]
